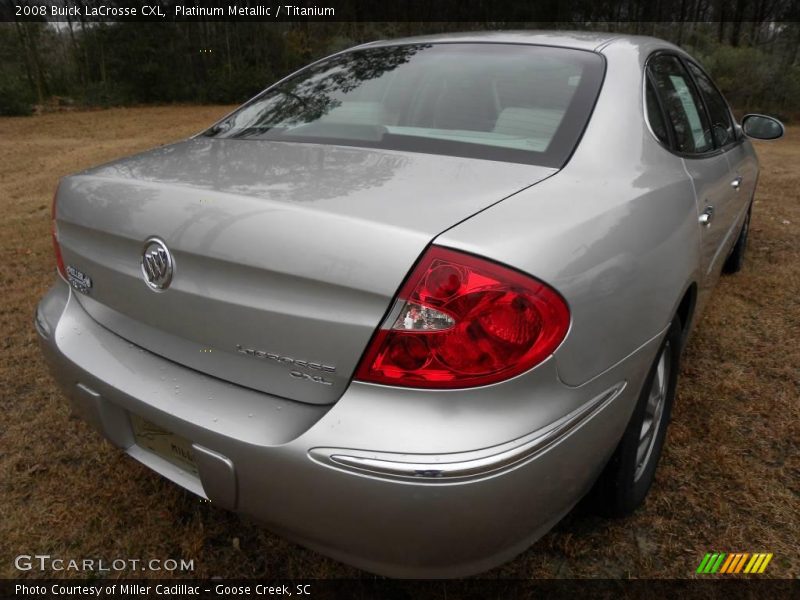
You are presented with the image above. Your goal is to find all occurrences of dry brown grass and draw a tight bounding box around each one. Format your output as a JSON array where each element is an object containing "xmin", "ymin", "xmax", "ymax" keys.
[{"xmin": 0, "ymin": 106, "xmax": 797, "ymax": 579}]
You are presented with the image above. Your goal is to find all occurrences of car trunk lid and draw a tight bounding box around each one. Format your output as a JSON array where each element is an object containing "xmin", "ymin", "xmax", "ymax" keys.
[{"xmin": 55, "ymin": 138, "xmax": 555, "ymax": 404}]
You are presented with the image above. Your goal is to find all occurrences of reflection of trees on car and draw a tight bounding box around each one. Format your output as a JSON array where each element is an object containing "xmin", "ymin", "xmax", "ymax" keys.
[{"xmin": 215, "ymin": 45, "xmax": 430, "ymax": 136}]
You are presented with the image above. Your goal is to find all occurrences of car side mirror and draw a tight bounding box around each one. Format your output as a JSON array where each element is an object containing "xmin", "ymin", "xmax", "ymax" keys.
[{"xmin": 741, "ymin": 114, "xmax": 785, "ymax": 141}]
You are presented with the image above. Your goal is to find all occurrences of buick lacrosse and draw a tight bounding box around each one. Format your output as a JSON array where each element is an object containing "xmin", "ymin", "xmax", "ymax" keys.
[{"xmin": 36, "ymin": 32, "xmax": 783, "ymax": 577}]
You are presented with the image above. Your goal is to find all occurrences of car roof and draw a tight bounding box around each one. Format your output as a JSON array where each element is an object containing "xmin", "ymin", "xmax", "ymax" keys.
[{"xmin": 361, "ymin": 30, "xmax": 681, "ymax": 55}]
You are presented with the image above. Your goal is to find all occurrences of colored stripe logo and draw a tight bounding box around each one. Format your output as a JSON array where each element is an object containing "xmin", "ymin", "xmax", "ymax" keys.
[{"xmin": 696, "ymin": 552, "xmax": 773, "ymax": 574}]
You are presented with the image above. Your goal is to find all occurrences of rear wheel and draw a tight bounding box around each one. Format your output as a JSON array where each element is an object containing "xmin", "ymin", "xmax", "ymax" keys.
[
  {"xmin": 722, "ymin": 205, "xmax": 751, "ymax": 274},
  {"xmin": 591, "ymin": 318, "xmax": 682, "ymax": 517}
]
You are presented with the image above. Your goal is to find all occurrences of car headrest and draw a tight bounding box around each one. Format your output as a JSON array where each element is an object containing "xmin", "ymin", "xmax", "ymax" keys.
[{"xmin": 493, "ymin": 107, "xmax": 565, "ymax": 141}]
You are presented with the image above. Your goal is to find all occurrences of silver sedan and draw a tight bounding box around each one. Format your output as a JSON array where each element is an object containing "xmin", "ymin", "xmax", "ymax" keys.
[{"xmin": 36, "ymin": 31, "xmax": 783, "ymax": 577}]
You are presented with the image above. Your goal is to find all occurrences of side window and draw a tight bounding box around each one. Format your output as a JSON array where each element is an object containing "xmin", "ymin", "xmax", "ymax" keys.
[
  {"xmin": 686, "ymin": 61, "xmax": 735, "ymax": 147},
  {"xmin": 647, "ymin": 55, "xmax": 713, "ymax": 154},
  {"xmin": 645, "ymin": 78, "xmax": 670, "ymax": 146}
]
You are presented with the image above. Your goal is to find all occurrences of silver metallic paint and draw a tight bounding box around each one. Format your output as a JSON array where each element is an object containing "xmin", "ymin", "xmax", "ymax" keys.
[
  {"xmin": 437, "ymin": 37, "xmax": 756, "ymax": 384},
  {"xmin": 311, "ymin": 381, "xmax": 627, "ymax": 481},
  {"xmin": 37, "ymin": 276, "xmax": 659, "ymax": 577},
  {"xmin": 37, "ymin": 31, "xmax": 760, "ymax": 577},
  {"xmin": 56, "ymin": 141, "xmax": 555, "ymax": 404}
]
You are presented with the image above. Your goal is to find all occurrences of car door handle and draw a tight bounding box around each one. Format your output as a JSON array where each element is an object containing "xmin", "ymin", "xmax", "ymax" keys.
[
  {"xmin": 699, "ymin": 205, "xmax": 714, "ymax": 227},
  {"xmin": 731, "ymin": 176, "xmax": 743, "ymax": 190}
]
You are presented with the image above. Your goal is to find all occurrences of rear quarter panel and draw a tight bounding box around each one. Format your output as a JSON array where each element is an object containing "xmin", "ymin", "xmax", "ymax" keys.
[{"xmin": 437, "ymin": 38, "xmax": 702, "ymax": 386}]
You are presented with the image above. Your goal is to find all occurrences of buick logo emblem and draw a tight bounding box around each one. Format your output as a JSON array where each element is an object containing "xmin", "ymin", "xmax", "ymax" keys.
[{"xmin": 141, "ymin": 238, "xmax": 174, "ymax": 291}]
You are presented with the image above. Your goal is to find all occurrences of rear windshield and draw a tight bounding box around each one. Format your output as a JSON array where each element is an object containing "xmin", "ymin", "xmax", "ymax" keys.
[{"xmin": 204, "ymin": 43, "xmax": 605, "ymax": 167}]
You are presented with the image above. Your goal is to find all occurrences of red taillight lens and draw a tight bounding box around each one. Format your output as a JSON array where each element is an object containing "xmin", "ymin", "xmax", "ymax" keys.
[
  {"xmin": 51, "ymin": 186, "xmax": 66, "ymax": 278},
  {"xmin": 354, "ymin": 246, "xmax": 570, "ymax": 389}
]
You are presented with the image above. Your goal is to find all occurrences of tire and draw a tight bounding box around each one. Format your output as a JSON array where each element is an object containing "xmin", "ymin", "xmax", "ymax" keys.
[
  {"xmin": 590, "ymin": 318, "xmax": 682, "ymax": 517},
  {"xmin": 722, "ymin": 205, "xmax": 751, "ymax": 274}
]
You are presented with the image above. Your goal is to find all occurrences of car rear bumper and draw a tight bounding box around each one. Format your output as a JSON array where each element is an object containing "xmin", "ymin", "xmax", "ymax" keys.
[{"xmin": 36, "ymin": 278, "xmax": 662, "ymax": 577}]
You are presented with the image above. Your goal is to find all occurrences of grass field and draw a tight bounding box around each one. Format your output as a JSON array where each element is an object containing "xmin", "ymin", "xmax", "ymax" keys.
[{"xmin": 0, "ymin": 106, "xmax": 797, "ymax": 579}]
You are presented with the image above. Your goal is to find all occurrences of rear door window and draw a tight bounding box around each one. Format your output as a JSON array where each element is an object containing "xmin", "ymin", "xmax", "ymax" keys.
[
  {"xmin": 645, "ymin": 78, "xmax": 670, "ymax": 146},
  {"xmin": 686, "ymin": 61, "xmax": 735, "ymax": 147},
  {"xmin": 647, "ymin": 55, "xmax": 713, "ymax": 154}
]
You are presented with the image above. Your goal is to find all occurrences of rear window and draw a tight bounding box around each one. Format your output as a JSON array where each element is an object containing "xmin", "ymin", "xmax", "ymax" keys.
[{"xmin": 204, "ymin": 43, "xmax": 605, "ymax": 167}]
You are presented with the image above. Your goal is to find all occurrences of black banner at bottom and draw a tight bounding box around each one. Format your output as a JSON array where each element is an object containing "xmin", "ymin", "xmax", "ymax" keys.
[{"xmin": 1, "ymin": 579, "xmax": 798, "ymax": 600}]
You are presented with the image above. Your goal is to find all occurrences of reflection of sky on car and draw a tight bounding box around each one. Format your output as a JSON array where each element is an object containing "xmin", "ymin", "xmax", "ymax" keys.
[{"xmin": 208, "ymin": 43, "xmax": 593, "ymax": 160}]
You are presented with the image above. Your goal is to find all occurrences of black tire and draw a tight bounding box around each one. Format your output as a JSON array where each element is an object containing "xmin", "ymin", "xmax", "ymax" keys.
[
  {"xmin": 590, "ymin": 318, "xmax": 682, "ymax": 517},
  {"xmin": 722, "ymin": 205, "xmax": 751, "ymax": 274}
]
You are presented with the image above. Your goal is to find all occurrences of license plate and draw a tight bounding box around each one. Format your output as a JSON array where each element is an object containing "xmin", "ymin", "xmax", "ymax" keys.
[{"xmin": 131, "ymin": 414, "xmax": 199, "ymax": 476}]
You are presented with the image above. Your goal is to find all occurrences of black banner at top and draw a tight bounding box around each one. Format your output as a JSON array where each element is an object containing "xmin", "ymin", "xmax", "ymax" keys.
[{"xmin": 3, "ymin": 0, "xmax": 800, "ymax": 22}]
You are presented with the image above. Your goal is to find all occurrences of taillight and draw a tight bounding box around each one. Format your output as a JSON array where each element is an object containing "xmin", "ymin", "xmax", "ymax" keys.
[
  {"xmin": 354, "ymin": 246, "xmax": 570, "ymax": 389},
  {"xmin": 51, "ymin": 186, "xmax": 66, "ymax": 278}
]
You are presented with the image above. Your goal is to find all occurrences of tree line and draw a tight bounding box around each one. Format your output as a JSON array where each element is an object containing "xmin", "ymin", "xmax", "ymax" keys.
[{"xmin": 1, "ymin": 1, "xmax": 800, "ymax": 118}]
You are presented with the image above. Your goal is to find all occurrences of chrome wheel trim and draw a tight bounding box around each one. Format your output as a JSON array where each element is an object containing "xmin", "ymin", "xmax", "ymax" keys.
[{"xmin": 634, "ymin": 341, "xmax": 671, "ymax": 482}]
